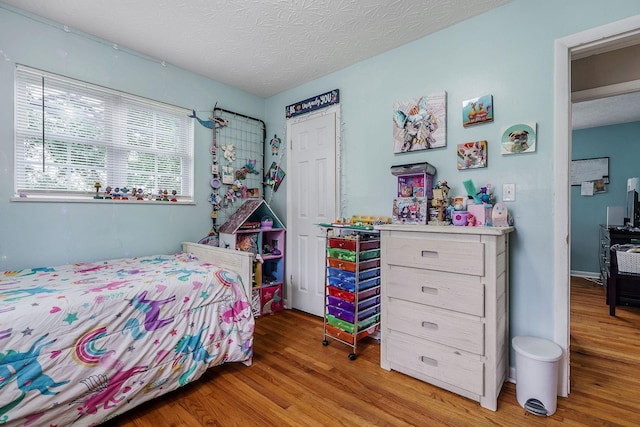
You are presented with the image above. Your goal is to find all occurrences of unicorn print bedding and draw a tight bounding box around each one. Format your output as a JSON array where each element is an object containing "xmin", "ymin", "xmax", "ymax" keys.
[{"xmin": 0, "ymin": 251, "xmax": 254, "ymax": 426}]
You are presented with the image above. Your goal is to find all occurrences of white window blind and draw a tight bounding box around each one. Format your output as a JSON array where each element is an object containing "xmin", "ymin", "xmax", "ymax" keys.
[{"xmin": 14, "ymin": 64, "xmax": 194, "ymax": 202}]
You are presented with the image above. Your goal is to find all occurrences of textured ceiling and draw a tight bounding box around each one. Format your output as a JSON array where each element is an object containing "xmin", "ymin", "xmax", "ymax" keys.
[{"xmin": 0, "ymin": 0, "xmax": 511, "ymax": 98}]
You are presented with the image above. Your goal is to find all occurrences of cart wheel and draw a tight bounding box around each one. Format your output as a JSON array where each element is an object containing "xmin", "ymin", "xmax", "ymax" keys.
[
  {"xmin": 322, "ymin": 340, "xmax": 329, "ymax": 346},
  {"xmin": 348, "ymin": 353, "xmax": 357, "ymax": 360}
]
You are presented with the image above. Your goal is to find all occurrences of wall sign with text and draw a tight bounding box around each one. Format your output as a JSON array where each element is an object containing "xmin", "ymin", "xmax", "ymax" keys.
[{"xmin": 286, "ymin": 89, "xmax": 339, "ymax": 118}]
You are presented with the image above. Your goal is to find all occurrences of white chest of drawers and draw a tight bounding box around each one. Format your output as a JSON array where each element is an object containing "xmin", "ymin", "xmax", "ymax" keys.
[{"xmin": 376, "ymin": 224, "xmax": 513, "ymax": 411}]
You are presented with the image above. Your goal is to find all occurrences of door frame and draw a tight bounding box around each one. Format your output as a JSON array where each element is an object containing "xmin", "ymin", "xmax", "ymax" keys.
[
  {"xmin": 554, "ymin": 14, "xmax": 640, "ymax": 397},
  {"xmin": 285, "ymin": 104, "xmax": 342, "ymax": 310}
]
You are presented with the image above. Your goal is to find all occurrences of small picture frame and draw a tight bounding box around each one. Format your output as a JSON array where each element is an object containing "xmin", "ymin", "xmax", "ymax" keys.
[
  {"xmin": 462, "ymin": 95, "xmax": 493, "ymax": 127},
  {"xmin": 501, "ymin": 123, "xmax": 537, "ymax": 154},
  {"xmin": 593, "ymin": 179, "xmax": 607, "ymax": 194},
  {"xmin": 246, "ymin": 188, "xmax": 260, "ymax": 198},
  {"xmin": 457, "ymin": 140, "xmax": 488, "ymax": 170},
  {"xmin": 222, "ymin": 166, "xmax": 234, "ymax": 184}
]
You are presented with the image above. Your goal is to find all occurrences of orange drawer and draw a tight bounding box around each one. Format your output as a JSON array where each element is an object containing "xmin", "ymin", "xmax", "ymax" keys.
[{"xmin": 325, "ymin": 323, "xmax": 377, "ymax": 345}]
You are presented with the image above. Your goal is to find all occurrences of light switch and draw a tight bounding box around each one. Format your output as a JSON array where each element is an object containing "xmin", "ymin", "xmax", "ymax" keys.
[{"xmin": 503, "ymin": 183, "xmax": 515, "ymax": 202}]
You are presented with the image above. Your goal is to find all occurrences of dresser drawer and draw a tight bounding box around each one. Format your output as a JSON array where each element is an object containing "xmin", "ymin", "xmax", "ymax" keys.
[
  {"xmin": 386, "ymin": 330, "xmax": 484, "ymax": 396},
  {"xmin": 386, "ymin": 299, "xmax": 484, "ymax": 354},
  {"xmin": 384, "ymin": 264, "xmax": 484, "ymax": 316},
  {"xmin": 384, "ymin": 233, "xmax": 484, "ymax": 276}
]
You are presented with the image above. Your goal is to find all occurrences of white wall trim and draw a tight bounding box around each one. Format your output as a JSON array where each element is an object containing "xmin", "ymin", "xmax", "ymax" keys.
[
  {"xmin": 554, "ymin": 13, "xmax": 640, "ymax": 399},
  {"xmin": 572, "ymin": 79, "xmax": 640, "ymax": 103},
  {"xmin": 570, "ymin": 270, "xmax": 600, "ymax": 280}
]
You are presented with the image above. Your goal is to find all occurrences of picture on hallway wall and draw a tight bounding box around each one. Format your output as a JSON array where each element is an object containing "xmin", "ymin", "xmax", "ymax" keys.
[
  {"xmin": 462, "ymin": 94, "xmax": 493, "ymax": 127},
  {"xmin": 501, "ymin": 122, "xmax": 537, "ymax": 154},
  {"xmin": 392, "ymin": 91, "xmax": 446, "ymax": 153}
]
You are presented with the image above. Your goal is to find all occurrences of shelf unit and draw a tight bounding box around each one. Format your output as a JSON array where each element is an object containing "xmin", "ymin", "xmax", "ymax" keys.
[
  {"xmin": 321, "ymin": 225, "xmax": 381, "ymax": 360},
  {"xmin": 219, "ymin": 199, "xmax": 285, "ymax": 317}
]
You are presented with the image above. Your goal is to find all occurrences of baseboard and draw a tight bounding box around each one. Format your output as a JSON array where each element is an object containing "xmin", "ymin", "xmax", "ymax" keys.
[{"xmin": 570, "ymin": 270, "xmax": 599, "ymax": 279}]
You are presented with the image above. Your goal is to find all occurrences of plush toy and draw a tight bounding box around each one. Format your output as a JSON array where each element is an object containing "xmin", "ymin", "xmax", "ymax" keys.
[
  {"xmin": 492, "ymin": 202, "xmax": 510, "ymax": 227},
  {"xmin": 221, "ymin": 144, "xmax": 236, "ymax": 162},
  {"xmin": 467, "ymin": 213, "xmax": 477, "ymax": 226}
]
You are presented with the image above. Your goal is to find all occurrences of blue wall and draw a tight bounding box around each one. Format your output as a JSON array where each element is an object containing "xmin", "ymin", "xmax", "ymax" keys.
[
  {"xmin": 571, "ymin": 122, "xmax": 640, "ymax": 275},
  {"xmin": 2, "ymin": 1, "xmax": 640, "ymax": 354},
  {"xmin": 263, "ymin": 0, "xmax": 640, "ymax": 343},
  {"xmin": 0, "ymin": 6, "xmax": 264, "ymax": 269}
]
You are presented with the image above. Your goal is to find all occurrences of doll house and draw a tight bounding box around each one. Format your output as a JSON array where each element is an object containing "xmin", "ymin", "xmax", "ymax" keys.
[{"xmin": 219, "ymin": 199, "xmax": 285, "ymax": 316}]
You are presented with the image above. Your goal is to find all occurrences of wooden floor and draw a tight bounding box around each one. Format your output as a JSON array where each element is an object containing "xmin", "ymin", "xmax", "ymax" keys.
[{"xmin": 106, "ymin": 277, "xmax": 640, "ymax": 426}]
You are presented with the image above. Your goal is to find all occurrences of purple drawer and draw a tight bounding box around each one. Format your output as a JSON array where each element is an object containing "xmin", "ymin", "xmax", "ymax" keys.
[
  {"xmin": 326, "ymin": 295, "xmax": 380, "ymax": 312},
  {"xmin": 325, "ymin": 304, "xmax": 380, "ymax": 324}
]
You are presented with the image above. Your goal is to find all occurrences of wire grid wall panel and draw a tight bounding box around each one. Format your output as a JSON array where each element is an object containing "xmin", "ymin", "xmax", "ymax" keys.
[{"xmin": 212, "ymin": 108, "xmax": 265, "ymax": 228}]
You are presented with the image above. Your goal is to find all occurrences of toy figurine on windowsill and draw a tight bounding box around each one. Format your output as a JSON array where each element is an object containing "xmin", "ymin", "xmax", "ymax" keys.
[{"xmin": 94, "ymin": 182, "xmax": 103, "ymax": 199}]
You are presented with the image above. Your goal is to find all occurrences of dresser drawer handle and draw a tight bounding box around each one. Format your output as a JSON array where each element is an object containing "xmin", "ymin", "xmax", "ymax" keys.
[
  {"xmin": 421, "ymin": 250, "xmax": 438, "ymax": 258},
  {"xmin": 421, "ymin": 286, "xmax": 438, "ymax": 295},
  {"xmin": 422, "ymin": 321, "xmax": 438, "ymax": 330},
  {"xmin": 420, "ymin": 356, "xmax": 438, "ymax": 367}
]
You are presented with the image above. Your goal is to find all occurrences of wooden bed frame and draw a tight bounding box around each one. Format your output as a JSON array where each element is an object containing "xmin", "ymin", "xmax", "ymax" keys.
[{"xmin": 182, "ymin": 242, "xmax": 255, "ymax": 299}]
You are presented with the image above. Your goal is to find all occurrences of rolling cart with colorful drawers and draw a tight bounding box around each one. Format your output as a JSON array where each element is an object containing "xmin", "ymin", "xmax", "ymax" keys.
[{"xmin": 321, "ymin": 225, "xmax": 381, "ymax": 360}]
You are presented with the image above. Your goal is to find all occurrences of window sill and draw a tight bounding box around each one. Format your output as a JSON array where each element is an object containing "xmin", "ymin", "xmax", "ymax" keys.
[{"xmin": 11, "ymin": 195, "xmax": 196, "ymax": 205}]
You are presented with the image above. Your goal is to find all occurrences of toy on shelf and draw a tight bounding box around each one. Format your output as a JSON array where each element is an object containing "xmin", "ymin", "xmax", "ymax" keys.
[
  {"xmin": 462, "ymin": 179, "xmax": 482, "ymax": 205},
  {"xmin": 428, "ymin": 181, "xmax": 451, "ymax": 226},
  {"xmin": 390, "ymin": 162, "xmax": 436, "ymax": 199},
  {"xmin": 492, "ymin": 202, "xmax": 511, "ymax": 227},
  {"xmin": 462, "ymin": 180, "xmax": 498, "ymax": 227},
  {"xmin": 390, "ymin": 162, "xmax": 436, "ymax": 225},
  {"xmin": 326, "ymin": 215, "xmax": 391, "ymax": 230}
]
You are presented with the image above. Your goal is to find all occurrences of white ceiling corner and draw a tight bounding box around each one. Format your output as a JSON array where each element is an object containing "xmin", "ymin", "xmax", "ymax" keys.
[{"xmin": 0, "ymin": 0, "xmax": 511, "ymax": 98}]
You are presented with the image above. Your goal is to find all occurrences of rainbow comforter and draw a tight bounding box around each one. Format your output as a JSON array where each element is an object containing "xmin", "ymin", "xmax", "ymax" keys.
[{"xmin": 0, "ymin": 252, "xmax": 254, "ymax": 426}]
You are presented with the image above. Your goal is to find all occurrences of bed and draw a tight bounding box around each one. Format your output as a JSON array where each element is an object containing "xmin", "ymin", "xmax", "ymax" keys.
[{"xmin": 0, "ymin": 242, "xmax": 255, "ymax": 426}]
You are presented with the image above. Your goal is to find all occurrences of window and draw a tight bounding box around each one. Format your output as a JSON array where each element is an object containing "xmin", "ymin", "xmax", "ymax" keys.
[{"xmin": 13, "ymin": 65, "xmax": 194, "ymax": 203}]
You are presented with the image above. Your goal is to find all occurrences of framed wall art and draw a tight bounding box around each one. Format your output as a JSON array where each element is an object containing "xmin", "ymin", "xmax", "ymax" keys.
[
  {"xmin": 457, "ymin": 140, "xmax": 488, "ymax": 170},
  {"xmin": 462, "ymin": 94, "xmax": 493, "ymax": 127},
  {"xmin": 392, "ymin": 91, "xmax": 446, "ymax": 153},
  {"xmin": 501, "ymin": 122, "xmax": 537, "ymax": 154}
]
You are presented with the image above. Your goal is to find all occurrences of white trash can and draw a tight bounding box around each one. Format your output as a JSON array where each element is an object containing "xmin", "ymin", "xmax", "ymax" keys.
[{"xmin": 512, "ymin": 336, "xmax": 563, "ymax": 416}]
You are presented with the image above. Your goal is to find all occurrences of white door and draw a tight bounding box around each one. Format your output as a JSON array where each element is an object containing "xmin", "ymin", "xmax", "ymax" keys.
[{"xmin": 287, "ymin": 106, "xmax": 339, "ymax": 316}]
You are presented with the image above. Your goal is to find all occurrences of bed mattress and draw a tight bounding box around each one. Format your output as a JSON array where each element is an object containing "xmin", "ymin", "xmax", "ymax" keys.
[{"xmin": 0, "ymin": 252, "xmax": 254, "ymax": 426}]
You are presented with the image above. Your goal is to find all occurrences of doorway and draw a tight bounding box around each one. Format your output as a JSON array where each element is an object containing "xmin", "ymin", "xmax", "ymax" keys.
[
  {"xmin": 286, "ymin": 105, "xmax": 341, "ymax": 316},
  {"xmin": 554, "ymin": 14, "xmax": 640, "ymax": 397}
]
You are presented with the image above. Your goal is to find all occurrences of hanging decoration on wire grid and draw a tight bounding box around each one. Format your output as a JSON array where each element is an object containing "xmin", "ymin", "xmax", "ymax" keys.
[
  {"xmin": 210, "ymin": 107, "xmax": 266, "ymax": 232},
  {"xmin": 188, "ymin": 107, "xmax": 228, "ymax": 246},
  {"xmin": 270, "ymin": 134, "xmax": 281, "ymax": 155},
  {"xmin": 264, "ymin": 133, "xmax": 287, "ymax": 207},
  {"xmin": 265, "ymin": 160, "xmax": 285, "ymax": 192},
  {"xmin": 188, "ymin": 109, "xmax": 228, "ymax": 129}
]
